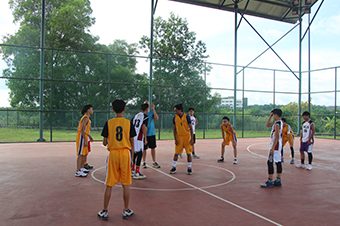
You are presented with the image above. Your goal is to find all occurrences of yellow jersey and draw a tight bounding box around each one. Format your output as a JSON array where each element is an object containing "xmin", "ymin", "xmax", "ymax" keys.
[
  {"xmin": 174, "ymin": 113, "xmax": 191, "ymax": 137},
  {"xmin": 76, "ymin": 115, "xmax": 91, "ymax": 141}
]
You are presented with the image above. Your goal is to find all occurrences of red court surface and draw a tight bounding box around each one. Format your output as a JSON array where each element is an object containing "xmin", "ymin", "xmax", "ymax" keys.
[{"xmin": 1, "ymin": 138, "xmax": 340, "ymax": 226}]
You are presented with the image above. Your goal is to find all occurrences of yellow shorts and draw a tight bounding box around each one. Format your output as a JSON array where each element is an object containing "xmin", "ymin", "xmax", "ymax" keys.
[
  {"xmin": 175, "ymin": 135, "xmax": 192, "ymax": 155},
  {"xmin": 223, "ymin": 133, "xmax": 237, "ymax": 146},
  {"xmin": 283, "ymin": 135, "xmax": 294, "ymax": 147},
  {"xmin": 76, "ymin": 136, "xmax": 90, "ymax": 156},
  {"xmin": 105, "ymin": 149, "xmax": 132, "ymax": 187}
]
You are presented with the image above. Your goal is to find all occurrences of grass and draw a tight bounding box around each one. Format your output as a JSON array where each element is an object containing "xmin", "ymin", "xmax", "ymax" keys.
[{"xmin": 0, "ymin": 127, "xmax": 338, "ymax": 142}]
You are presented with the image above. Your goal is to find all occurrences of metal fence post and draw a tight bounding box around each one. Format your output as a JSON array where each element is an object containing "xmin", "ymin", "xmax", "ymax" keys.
[
  {"xmin": 242, "ymin": 67, "xmax": 245, "ymax": 138},
  {"xmin": 334, "ymin": 67, "xmax": 337, "ymax": 139}
]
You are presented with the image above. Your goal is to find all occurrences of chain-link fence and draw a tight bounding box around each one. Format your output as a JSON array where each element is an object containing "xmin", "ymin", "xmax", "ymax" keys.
[{"xmin": 0, "ymin": 45, "xmax": 339, "ymax": 142}]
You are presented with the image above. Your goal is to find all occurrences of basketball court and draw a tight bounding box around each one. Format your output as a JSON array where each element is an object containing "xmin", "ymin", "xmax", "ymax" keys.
[{"xmin": 1, "ymin": 138, "xmax": 339, "ymax": 226}]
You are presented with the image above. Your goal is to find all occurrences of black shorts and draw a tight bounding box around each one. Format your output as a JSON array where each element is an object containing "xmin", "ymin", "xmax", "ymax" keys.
[
  {"xmin": 144, "ymin": 135, "xmax": 157, "ymax": 150},
  {"xmin": 193, "ymin": 134, "xmax": 196, "ymax": 144}
]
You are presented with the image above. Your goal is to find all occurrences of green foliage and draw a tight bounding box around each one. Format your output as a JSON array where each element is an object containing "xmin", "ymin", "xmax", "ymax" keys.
[{"xmin": 140, "ymin": 13, "xmax": 220, "ymax": 112}]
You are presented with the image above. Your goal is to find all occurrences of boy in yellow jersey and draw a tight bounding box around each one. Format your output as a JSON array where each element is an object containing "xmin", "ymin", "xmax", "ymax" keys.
[
  {"xmin": 97, "ymin": 99, "xmax": 136, "ymax": 220},
  {"xmin": 75, "ymin": 104, "xmax": 94, "ymax": 177},
  {"xmin": 170, "ymin": 104, "xmax": 194, "ymax": 175},
  {"xmin": 217, "ymin": 116, "xmax": 238, "ymax": 164},
  {"xmin": 281, "ymin": 118, "xmax": 295, "ymax": 164}
]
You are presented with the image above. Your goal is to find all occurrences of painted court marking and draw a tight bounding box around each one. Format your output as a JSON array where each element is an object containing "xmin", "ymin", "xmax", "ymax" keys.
[
  {"xmin": 91, "ymin": 163, "xmax": 236, "ymax": 191},
  {"xmin": 91, "ymin": 163, "xmax": 281, "ymax": 226}
]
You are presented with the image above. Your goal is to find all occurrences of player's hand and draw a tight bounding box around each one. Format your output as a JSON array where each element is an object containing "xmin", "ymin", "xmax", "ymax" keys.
[
  {"xmin": 144, "ymin": 139, "xmax": 148, "ymax": 146},
  {"xmin": 89, "ymin": 136, "xmax": 94, "ymax": 142},
  {"xmin": 84, "ymin": 142, "xmax": 88, "ymax": 147},
  {"xmin": 190, "ymin": 138, "xmax": 194, "ymax": 145},
  {"xmin": 268, "ymin": 153, "xmax": 273, "ymax": 163},
  {"xmin": 269, "ymin": 112, "xmax": 273, "ymax": 117},
  {"xmin": 152, "ymin": 104, "xmax": 155, "ymax": 110}
]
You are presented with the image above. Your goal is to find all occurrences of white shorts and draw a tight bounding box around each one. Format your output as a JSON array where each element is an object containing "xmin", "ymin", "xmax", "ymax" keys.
[
  {"xmin": 273, "ymin": 150, "xmax": 281, "ymax": 163},
  {"xmin": 134, "ymin": 140, "xmax": 144, "ymax": 153}
]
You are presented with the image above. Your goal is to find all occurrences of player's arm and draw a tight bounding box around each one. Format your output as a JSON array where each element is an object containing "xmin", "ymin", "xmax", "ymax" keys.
[
  {"xmin": 221, "ymin": 125, "xmax": 225, "ymax": 140},
  {"xmin": 152, "ymin": 104, "xmax": 159, "ymax": 121},
  {"xmin": 270, "ymin": 123, "xmax": 280, "ymax": 154},
  {"xmin": 81, "ymin": 117, "xmax": 89, "ymax": 146},
  {"xmin": 130, "ymin": 122, "xmax": 137, "ymax": 155},
  {"xmin": 266, "ymin": 112, "xmax": 274, "ymax": 128},
  {"xmin": 309, "ymin": 123, "xmax": 315, "ymax": 144},
  {"xmin": 101, "ymin": 121, "xmax": 109, "ymax": 147},
  {"xmin": 173, "ymin": 116, "xmax": 178, "ymax": 145},
  {"xmin": 195, "ymin": 117, "xmax": 198, "ymax": 126},
  {"xmin": 142, "ymin": 124, "xmax": 148, "ymax": 145},
  {"xmin": 187, "ymin": 115, "xmax": 194, "ymax": 144}
]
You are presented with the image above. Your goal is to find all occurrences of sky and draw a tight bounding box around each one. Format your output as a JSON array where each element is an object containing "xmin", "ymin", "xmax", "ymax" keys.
[{"xmin": 0, "ymin": 0, "xmax": 339, "ymax": 107}]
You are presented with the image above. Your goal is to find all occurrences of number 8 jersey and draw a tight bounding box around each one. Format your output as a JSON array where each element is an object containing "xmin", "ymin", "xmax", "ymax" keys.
[{"xmin": 101, "ymin": 117, "xmax": 136, "ymax": 151}]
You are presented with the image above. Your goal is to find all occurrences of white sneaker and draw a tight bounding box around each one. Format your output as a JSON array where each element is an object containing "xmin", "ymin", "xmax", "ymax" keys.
[
  {"xmin": 131, "ymin": 170, "xmax": 136, "ymax": 177},
  {"xmin": 80, "ymin": 168, "xmax": 90, "ymax": 173},
  {"xmin": 233, "ymin": 159, "xmax": 238, "ymax": 165},
  {"xmin": 122, "ymin": 209, "xmax": 134, "ymax": 219},
  {"xmin": 296, "ymin": 163, "xmax": 306, "ymax": 169},
  {"xmin": 133, "ymin": 172, "xmax": 146, "ymax": 180},
  {"xmin": 75, "ymin": 170, "xmax": 88, "ymax": 177},
  {"xmin": 306, "ymin": 164, "xmax": 313, "ymax": 171},
  {"xmin": 97, "ymin": 210, "xmax": 109, "ymax": 220}
]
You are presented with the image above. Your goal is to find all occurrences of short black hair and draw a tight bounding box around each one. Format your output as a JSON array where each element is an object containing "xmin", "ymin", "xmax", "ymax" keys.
[
  {"xmin": 222, "ymin": 116, "xmax": 230, "ymax": 121},
  {"xmin": 174, "ymin": 104, "xmax": 183, "ymax": 111},
  {"xmin": 141, "ymin": 103, "xmax": 149, "ymax": 111},
  {"xmin": 302, "ymin": 111, "xmax": 310, "ymax": 117},
  {"xmin": 281, "ymin": 117, "xmax": 287, "ymax": 123},
  {"xmin": 271, "ymin": 108, "xmax": 282, "ymax": 117},
  {"xmin": 112, "ymin": 99, "xmax": 126, "ymax": 113},
  {"xmin": 81, "ymin": 104, "xmax": 93, "ymax": 115},
  {"xmin": 188, "ymin": 107, "xmax": 195, "ymax": 111}
]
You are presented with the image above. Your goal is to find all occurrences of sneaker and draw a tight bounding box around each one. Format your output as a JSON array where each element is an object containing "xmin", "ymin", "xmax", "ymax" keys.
[
  {"xmin": 290, "ymin": 159, "xmax": 295, "ymax": 165},
  {"xmin": 80, "ymin": 168, "xmax": 90, "ymax": 173},
  {"xmin": 142, "ymin": 162, "xmax": 147, "ymax": 169},
  {"xmin": 187, "ymin": 168, "xmax": 192, "ymax": 175},
  {"xmin": 296, "ymin": 163, "xmax": 306, "ymax": 169},
  {"xmin": 131, "ymin": 170, "xmax": 136, "ymax": 177},
  {"xmin": 179, "ymin": 154, "xmax": 183, "ymax": 159},
  {"xmin": 84, "ymin": 163, "xmax": 93, "ymax": 170},
  {"xmin": 75, "ymin": 170, "xmax": 88, "ymax": 177},
  {"xmin": 217, "ymin": 158, "xmax": 224, "ymax": 163},
  {"xmin": 260, "ymin": 180, "xmax": 274, "ymax": 188},
  {"xmin": 274, "ymin": 179, "xmax": 282, "ymax": 187},
  {"xmin": 233, "ymin": 159, "xmax": 238, "ymax": 165},
  {"xmin": 170, "ymin": 167, "xmax": 177, "ymax": 174},
  {"xmin": 192, "ymin": 154, "xmax": 200, "ymax": 159},
  {"xmin": 133, "ymin": 172, "xmax": 146, "ymax": 180},
  {"xmin": 306, "ymin": 164, "xmax": 313, "ymax": 171},
  {"xmin": 122, "ymin": 209, "xmax": 134, "ymax": 219},
  {"xmin": 281, "ymin": 157, "xmax": 284, "ymax": 163},
  {"xmin": 152, "ymin": 162, "xmax": 161, "ymax": 168},
  {"xmin": 97, "ymin": 210, "xmax": 109, "ymax": 220}
]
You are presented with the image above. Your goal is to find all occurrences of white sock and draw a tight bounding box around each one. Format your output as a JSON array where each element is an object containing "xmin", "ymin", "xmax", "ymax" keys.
[
  {"xmin": 172, "ymin": 160, "xmax": 177, "ymax": 168},
  {"xmin": 188, "ymin": 162, "xmax": 192, "ymax": 168}
]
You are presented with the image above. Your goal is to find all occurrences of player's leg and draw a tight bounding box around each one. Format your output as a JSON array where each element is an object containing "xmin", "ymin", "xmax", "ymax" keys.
[
  {"xmin": 184, "ymin": 137, "xmax": 193, "ymax": 175},
  {"xmin": 306, "ymin": 144, "xmax": 313, "ymax": 170},
  {"xmin": 218, "ymin": 142, "xmax": 226, "ymax": 162},
  {"xmin": 133, "ymin": 150, "xmax": 146, "ymax": 179},
  {"xmin": 170, "ymin": 138, "xmax": 182, "ymax": 174},
  {"xmin": 192, "ymin": 134, "xmax": 200, "ymax": 159},
  {"xmin": 120, "ymin": 150, "xmax": 134, "ymax": 219},
  {"xmin": 122, "ymin": 185, "xmax": 134, "ymax": 219},
  {"xmin": 148, "ymin": 136, "xmax": 160, "ymax": 168},
  {"xmin": 142, "ymin": 144, "xmax": 148, "ymax": 168},
  {"xmin": 261, "ymin": 154, "xmax": 275, "ymax": 188},
  {"xmin": 84, "ymin": 141, "xmax": 93, "ymax": 170},
  {"xmin": 297, "ymin": 142, "xmax": 306, "ymax": 168},
  {"xmin": 289, "ymin": 136, "xmax": 295, "ymax": 164}
]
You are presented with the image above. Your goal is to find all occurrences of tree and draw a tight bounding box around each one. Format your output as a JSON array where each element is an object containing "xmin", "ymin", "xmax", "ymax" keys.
[{"xmin": 140, "ymin": 13, "xmax": 220, "ymax": 112}]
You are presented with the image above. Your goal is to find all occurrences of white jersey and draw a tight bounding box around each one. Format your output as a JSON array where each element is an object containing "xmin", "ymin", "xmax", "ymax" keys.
[
  {"xmin": 190, "ymin": 115, "xmax": 197, "ymax": 134},
  {"xmin": 270, "ymin": 120, "xmax": 283, "ymax": 151},
  {"xmin": 302, "ymin": 120, "xmax": 314, "ymax": 142},
  {"xmin": 132, "ymin": 112, "xmax": 148, "ymax": 152}
]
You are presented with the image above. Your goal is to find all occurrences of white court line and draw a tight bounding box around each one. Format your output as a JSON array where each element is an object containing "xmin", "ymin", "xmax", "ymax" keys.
[
  {"xmin": 148, "ymin": 166, "xmax": 282, "ymax": 226},
  {"xmin": 91, "ymin": 163, "xmax": 236, "ymax": 191}
]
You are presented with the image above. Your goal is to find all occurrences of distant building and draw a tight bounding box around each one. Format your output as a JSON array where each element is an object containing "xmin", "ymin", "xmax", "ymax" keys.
[{"xmin": 220, "ymin": 97, "xmax": 248, "ymax": 109}]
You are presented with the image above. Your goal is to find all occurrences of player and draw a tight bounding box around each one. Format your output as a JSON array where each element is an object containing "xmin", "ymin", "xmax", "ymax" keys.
[
  {"xmin": 261, "ymin": 109, "xmax": 283, "ymax": 188},
  {"xmin": 170, "ymin": 104, "xmax": 194, "ymax": 175},
  {"xmin": 188, "ymin": 107, "xmax": 200, "ymax": 159},
  {"xmin": 217, "ymin": 116, "xmax": 238, "ymax": 164},
  {"xmin": 296, "ymin": 111, "xmax": 315, "ymax": 171},
  {"xmin": 142, "ymin": 102, "xmax": 161, "ymax": 169},
  {"xmin": 281, "ymin": 118, "xmax": 295, "ymax": 164},
  {"xmin": 131, "ymin": 103, "xmax": 149, "ymax": 179},
  {"xmin": 75, "ymin": 104, "xmax": 94, "ymax": 177},
  {"xmin": 97, "ymin": 99, "xmax": 136, "ymax": 220}
]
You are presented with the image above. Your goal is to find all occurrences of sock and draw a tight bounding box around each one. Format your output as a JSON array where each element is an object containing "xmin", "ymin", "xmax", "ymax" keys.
[
  {"xmin": 301, "ymin": 159, "xmax": 305, "ymax": 165},
  {"xmin": 132, "ymin": 164, "xmax": 136, "ymax": 171},
  {"xmin": 172, "ymin": 160, "xmax": 177, "ymax": 168},
  {"xmin": 187, "ymin": 162, "xmax": 192, "ymax": 168},
  {"xmin": 308, "ymin": 153, "xmax": 313, "ymax": 164},
  {"xmin": 136, "ymin": 166, "xmax": 140, "ymax": 174},
  {"xmin": 290, "ymin": 147, "xmax": 294, "ymax": 158}
]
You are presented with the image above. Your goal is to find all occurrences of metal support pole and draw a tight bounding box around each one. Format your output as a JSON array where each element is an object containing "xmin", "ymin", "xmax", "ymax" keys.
[
  {"xmin": 334, "ymin": 67, "xmax": 337, "ymax": 139},
  {"xmin": 242, "ymin": 67, "xmax": 245, "ymax": 138},
  {"xmin": 203, "ymin": 64, "xmax": 207, "ymax": 139},
  {"xmin": 38, "ymin": 0, "xmax": 46, "ymax": 142},
  {"xmin": 273, "ymin": 70, "xmax": 276, "ymax": 107},
  {"xmin": 298, "ymin": 1, "xmax": 303, "ymax": 134},
  {"xmin": 233, "ymin": 1, "xmax": 238, "ymax": 127},
  {"xmin": 149, "ymin": 0, "xmax": 155, "ymax": 104},
  {"xmin": 106, "ymin": 54, "xmax": 110, "ymax": 120},
  {"xmin": 308, "ymin": 14, "xmax": 311, "ymax": 113}
]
